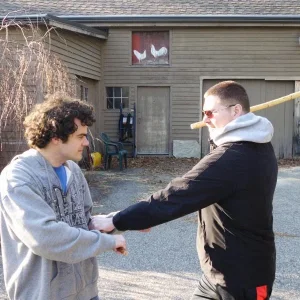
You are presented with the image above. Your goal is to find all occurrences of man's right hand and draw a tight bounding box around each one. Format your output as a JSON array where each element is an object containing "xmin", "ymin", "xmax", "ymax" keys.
[{"xmin": 114, "ymin": 234, "xmax": 127, "ymax": 255}]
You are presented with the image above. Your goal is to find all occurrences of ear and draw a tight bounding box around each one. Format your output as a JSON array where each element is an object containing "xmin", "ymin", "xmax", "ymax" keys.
[
  {"xmin": 51, "ymin": 137, "xmax": 61, "ymax": 145},
  {"xmin": 233, "ymin": 104, "xmax": 243, "ymax": 118}
]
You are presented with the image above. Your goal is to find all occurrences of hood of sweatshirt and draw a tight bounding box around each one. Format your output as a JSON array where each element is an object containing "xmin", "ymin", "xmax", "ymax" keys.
[{"xmin": 208, "ymin": 112, "xmax": 274, "ymax": 146}]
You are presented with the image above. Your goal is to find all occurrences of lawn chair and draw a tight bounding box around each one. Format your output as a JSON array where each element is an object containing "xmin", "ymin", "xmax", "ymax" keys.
[{"xmin": 99, "ymin": 132, "xmax": 128, "ymax": 171}]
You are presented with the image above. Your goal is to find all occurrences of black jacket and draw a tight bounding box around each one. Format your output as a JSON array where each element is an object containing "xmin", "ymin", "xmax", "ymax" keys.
[{"xmin": 113, "ymin": 141, "xmax": 278, "ymax": 289}]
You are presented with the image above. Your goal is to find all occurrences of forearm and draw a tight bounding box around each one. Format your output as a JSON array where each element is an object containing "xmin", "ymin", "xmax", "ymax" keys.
[
  {"xmin": 1, "ymin": 189, "xmax": 116, "ymax": 263},
  {"xmin": 112, "ymin": 168, "xmax": 233, "ymax": 231},
  {"xmin": 112, "ymin": 189, "xmax": 198, "ymax": 231}
]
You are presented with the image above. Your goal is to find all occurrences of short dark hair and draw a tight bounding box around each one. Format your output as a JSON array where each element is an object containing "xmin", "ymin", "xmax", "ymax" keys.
[
  {"xmin": 204, "ymin": 81, "xmax": 250, "ymax": 112},
  {"xmin": 24, "ymin": 93, "xmax": 96, "ymax": 148}
]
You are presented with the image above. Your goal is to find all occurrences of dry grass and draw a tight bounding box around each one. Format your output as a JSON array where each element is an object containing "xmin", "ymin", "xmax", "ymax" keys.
[
  {"xmin": 277, "ymin": 158, "xmax": 300, "ymax": 168},
  {"xmin": 128, "ymin": 156, "xmax": 199, "ymax": 174},
  {"xmin": 104, "ymin": 156, "xmax": 300, "ymax": 177},
  {"xmin": 127, "ymin": 156, "xmax": 300, "ymax": 174}
]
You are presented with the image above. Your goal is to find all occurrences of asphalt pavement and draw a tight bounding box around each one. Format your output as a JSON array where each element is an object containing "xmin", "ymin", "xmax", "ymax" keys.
[
  {"xmin": 93, "ymin": 167, "xmax": 300, "ymax": 300},
  {"xmin": 0, "ymin": 166, "xmax": 299, "ymax": 299}
]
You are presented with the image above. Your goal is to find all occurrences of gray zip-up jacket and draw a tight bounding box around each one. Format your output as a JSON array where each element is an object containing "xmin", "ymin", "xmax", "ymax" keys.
[{"xmin": 0, "ymin": 149, "xmax": 116, "ymax": 300}]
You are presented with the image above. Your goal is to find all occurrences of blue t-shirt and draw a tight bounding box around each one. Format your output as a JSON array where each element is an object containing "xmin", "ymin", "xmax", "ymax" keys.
[{"xmin": 53, "ymin": 165, "xmax": 67, "ymax": 194}]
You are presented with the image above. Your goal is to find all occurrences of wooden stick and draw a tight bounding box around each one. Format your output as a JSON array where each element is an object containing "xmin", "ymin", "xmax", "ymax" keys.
[{"xmin": 190, "ymin": 91, "xmax": 300, "ymax": 129}]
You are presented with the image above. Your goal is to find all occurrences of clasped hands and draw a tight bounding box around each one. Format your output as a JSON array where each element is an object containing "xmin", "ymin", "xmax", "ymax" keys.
[{"xmin": 89, "ymin": 214, "xmax": 150, "ymax": 256}]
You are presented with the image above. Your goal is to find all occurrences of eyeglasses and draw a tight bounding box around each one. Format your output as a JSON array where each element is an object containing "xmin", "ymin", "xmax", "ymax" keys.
[{"xmin": 202, "ymin": 104, "xmax": 237, "ymax": 119}]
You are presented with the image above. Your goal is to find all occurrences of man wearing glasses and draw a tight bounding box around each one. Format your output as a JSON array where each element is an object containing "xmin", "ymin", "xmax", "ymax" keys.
[{"xmin": 91, "ymin": 81, "xmax": 277, "ymax": 299}]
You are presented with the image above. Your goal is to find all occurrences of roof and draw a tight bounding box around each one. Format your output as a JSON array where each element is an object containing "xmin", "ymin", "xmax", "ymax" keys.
[
  {"xmin": 2, "ymin": 0, "xmax": 300, "ymax": 16},
  {"xmin": 46, "ymin": 14, "xmax": 107, "ymax": 38},
  {"xmin": 1, "ymin": 13, "xmax": 108, "ymax": 39}
]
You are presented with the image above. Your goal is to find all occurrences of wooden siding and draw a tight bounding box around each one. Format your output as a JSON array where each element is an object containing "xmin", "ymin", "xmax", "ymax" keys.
[
  {"xmin": 102, "ymin": 27, "xmax": 300, "ymax": 157},
  {"xmin": 2, "ymin": 26, "xmax": 300, "ymax": 161},
  {"xmin": 76, "ymin": 77, "xmax": 102, "ymax": 141},
  {"xmin": 44, "ymin": 28, "xmax": 103, "ymax": 81},
  {"xmin": 43, "ymin": 28, "xmax": 104, "ymax": 140}
]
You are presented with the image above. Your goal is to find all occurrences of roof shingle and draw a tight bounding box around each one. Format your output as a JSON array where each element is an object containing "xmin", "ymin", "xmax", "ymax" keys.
[{"xmin": 1, "ymin": 0, "xmax": 300, "ymax": 16}]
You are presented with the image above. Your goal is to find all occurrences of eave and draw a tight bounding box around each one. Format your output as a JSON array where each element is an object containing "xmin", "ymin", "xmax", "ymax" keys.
[{"xmin": 0, "ymin": 14, "xmax": 108, "ymax": 39}]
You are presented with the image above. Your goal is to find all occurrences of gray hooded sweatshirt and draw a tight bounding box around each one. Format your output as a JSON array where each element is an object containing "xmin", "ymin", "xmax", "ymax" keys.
[
  {"xmin": 208, "ymin": 112, "xmax": 274, "ymax": 145},
  {"xmin": 0, "ymin": 149, "xmax": 116, "ymax": 300}
]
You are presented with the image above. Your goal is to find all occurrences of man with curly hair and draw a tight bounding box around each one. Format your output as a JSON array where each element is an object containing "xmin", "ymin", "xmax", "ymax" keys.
[{"xmin": 0, "ymin": 94, "xmax": 127, "ymax": 300}]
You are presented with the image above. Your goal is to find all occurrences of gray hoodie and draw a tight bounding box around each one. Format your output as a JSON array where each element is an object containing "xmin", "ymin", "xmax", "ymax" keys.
[
  {"xmin": 208, "ymin": 112, "xmax": 274, "ymax": 145},
  {"xmin": 0, "ymin": 149, "xmax": 116, "ymax": 300}
]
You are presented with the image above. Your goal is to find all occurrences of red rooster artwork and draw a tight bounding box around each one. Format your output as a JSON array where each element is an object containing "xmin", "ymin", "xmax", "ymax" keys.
[{"xmin": 132, "ymin": 31, "xmax": 169, "ymax": 65}]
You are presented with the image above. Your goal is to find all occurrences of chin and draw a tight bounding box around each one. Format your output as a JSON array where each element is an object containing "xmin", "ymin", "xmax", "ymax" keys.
[{"xmin": 70, "ymin": 155, "xmax": 82, "ymax": 162}]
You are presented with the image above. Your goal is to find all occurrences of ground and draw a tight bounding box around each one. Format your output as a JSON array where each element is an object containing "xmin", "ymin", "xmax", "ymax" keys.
[
  {"xmin": 106, "ymin": 156, "xmax": 300, "ymax": 175},
  {"xmin": 85, "ymin": 157, "xmax": 300, "ymax": 300},
  {"xmin": 277, "ymin": 158, "xmax": 300, "ymax": 168},
  {"xmin": 128, "ymin": 157, "xmax": 200, "ymax": 174},
  {"xmin": 0, "ymin": 157, "xmax": 299, "ymax": 299},
  {"xmin": 86, "ymin": 156, "xmax": 300, "ymax": 217}
]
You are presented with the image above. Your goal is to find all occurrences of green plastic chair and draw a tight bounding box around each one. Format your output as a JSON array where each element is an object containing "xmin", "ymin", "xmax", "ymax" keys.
[{"xmin": 99, "ymin": 133, "xmax": 128, "ymax": 171}]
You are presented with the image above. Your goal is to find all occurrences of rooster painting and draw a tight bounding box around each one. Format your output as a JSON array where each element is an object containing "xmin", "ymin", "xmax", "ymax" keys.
[
  {"xmin": 151, "ymin": 44, "xmax": 168, "ymax": 58},
  {"xmin": 132, "ymin": 31, "xmax": 169, "ymax": 65},
  {"xmin": 133, "ymin": 49, "xmax": 146, "ymax": 63}
]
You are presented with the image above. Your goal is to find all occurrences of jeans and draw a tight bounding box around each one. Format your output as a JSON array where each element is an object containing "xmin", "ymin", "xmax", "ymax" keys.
[{"xmin": 190, "ymin": 274, "xmax": 272, "ymax": 300}]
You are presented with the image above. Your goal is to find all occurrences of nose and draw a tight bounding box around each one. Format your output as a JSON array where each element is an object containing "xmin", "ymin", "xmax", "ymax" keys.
[
  {"xmin": 202, "ymin": 113, "xmax": 209, "ymax": 123},
  {"xmin": 83, "ymin": 136, "xmax": 89, "ymax": 146}
]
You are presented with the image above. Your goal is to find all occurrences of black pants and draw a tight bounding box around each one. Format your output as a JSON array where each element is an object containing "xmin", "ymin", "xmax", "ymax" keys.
[{"xmin": 190, "ymin": 275, "xmax": 272, "ymax": 300}]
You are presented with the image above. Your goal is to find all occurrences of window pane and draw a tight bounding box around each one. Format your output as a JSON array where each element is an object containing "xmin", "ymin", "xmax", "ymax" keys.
[
  {"xmin": 122, "ymin": 98, "xmax": 129, "ymax": 109},
  {"xmin": 114, "ymin": 87, "xmax": 121, "ymax": 97},
  {"xmin": 80, "ymin": 85, "xmax": 84, "ymax": 100},
  {"xmin": 114, "ymin": 98, "xmax": 121, "ymax": 109},
  {"xmin": 106, "ymin": 87, "xmax": 129, "ymax": 110},
  {"xmin": 106, "ymin": 87, "xmax": 113, "ymax": 98},
  {"xmin": 107, "ymin": 98, "xmax": 114, "ymax": 109},
  {"xmin": 84, "ymin": 87, "xmax": 88, "ymax": 101},
  {"xmin": 122, "ymin": 87, "xmax": 129, "ymax": 98}
]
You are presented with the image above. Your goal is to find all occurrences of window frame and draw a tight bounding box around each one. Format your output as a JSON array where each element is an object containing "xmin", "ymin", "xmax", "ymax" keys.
[
  {"xmin": 80, "ymin": 85, "xmax": 88, "ymax": 101},
  {"xmin": 106, "ymin": 87, "xmax": 129, "ymax": 110}
]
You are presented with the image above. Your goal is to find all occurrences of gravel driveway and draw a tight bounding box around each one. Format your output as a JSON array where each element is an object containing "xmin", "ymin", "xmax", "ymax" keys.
[{"xmin": 0, "ymin": 164, "xmax": 299, "ymax": 299}]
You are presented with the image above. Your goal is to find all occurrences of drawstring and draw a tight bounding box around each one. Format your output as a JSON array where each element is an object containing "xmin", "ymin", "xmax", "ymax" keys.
[{"xmin": 42, "ymin": 157, "xmax": 66, "ymax": 220}]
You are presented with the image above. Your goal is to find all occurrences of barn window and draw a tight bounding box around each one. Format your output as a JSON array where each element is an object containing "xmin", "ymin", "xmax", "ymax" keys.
[
  {"xmin": 106, "ymin": 87, "xmax": 129, "ymax": 109},
  {"xmin": 80, "ymin": 85, "xmax": 88, "ymax": 101},
  {"xmin": 132, "ymin": 31, "xmax": 169, "ymax": 65}
]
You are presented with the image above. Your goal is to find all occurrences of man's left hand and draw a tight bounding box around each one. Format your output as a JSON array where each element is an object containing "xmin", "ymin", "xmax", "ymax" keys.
[{"xmin": 89, "ymin": 215, "xmax": 115, "ymax": 233}]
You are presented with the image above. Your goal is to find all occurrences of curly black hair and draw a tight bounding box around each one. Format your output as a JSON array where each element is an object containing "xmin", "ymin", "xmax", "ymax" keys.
[{"xmin": 24, "ymin": 93, "xmax": 96, "ymax": 148}]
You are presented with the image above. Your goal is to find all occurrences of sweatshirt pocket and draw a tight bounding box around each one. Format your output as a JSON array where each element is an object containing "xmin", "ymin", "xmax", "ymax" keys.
[
  {"xmin": 50, "ymin": 262, "xmax": 76, "ymax": 299},
  {"xmin": 80, "ymin": 257, "xmax": 98, "ymax": 287}
]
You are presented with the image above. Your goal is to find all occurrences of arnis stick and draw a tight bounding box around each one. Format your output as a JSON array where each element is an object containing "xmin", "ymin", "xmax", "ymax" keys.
[{"xmin": 190, "ymin": 91, "xmax": 300, "ymax": 129}]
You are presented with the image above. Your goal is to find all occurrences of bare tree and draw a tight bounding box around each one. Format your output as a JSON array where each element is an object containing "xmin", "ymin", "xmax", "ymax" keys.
[{"xmin": 0, "ymin": 16, "xmax": 75, "ymax": 167}]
